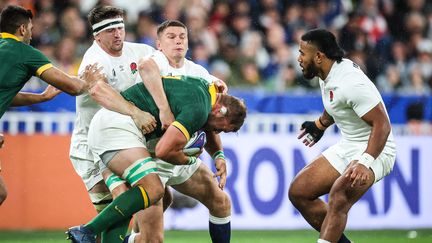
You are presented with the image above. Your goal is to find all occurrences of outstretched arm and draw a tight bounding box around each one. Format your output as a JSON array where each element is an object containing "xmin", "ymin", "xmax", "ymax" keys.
[
  {"xmin": 11, "ymin": 85, "xmax": 61, "ymax": 106},
  {"xmin": 39, "ymin": 64, "xmax": 102, "ymax": 96}
]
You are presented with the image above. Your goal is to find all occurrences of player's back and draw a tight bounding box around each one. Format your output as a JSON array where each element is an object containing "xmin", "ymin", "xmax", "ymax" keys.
[{"xmin": 121, "ymin": 76, "xmax": 212, "ymax": 139}]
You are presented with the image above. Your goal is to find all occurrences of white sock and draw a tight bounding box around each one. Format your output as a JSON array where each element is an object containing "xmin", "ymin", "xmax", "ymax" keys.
[
  {"xmin": 128, "ymin": 232, "xmax": 138, "ymax": 243},
  {"xmin": 317, "ymin": 239, "xmax": 331, "ymax": 243},
  {"xmin": 209, "ymin": 214, "xmax": 231, "ymax": 224}
]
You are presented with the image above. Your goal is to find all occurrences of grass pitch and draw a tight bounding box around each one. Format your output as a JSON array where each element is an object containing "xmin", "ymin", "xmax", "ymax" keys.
[{"xmin": 0, "ymin": 229, "xmax": 431, "ymax": 242}]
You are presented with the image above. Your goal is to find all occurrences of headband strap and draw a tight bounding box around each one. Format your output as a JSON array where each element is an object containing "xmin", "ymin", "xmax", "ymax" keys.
[{"xmin": 92, "ymin": 18, "xmax": 124, "ymax": 36}]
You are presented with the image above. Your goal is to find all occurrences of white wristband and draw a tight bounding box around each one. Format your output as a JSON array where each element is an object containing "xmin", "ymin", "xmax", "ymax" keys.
[{"xmin": 358, "ymin": 153, "xmax": 375, "ymax": 168}]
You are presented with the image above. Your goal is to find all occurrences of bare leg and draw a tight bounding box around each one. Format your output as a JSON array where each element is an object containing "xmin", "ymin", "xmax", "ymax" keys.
[
  {"xmin": 320, "ymin": 164, "xmax": 374, "ymax": 242},
  {"xmin": 134, "ymin": 200, "xmax": 164, "ymax": 243},
  {"xmin": 173, "ymin": 164, "xmax": 231, "ymax": 243},
  {"xmin": 172, "ymin": 164, "xmax": 230, "ymax": 217},
  {"xmin": 288, "ymin": 155, "xmax": 340, "ymax": 231}
]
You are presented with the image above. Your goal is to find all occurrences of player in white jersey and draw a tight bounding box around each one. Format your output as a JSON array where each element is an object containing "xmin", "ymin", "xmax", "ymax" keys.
[
  {"xmin": 68, "ymin": 5, "xmax": 156, "ymax": 231},
  {"xmin": 288, "ymin": 29, "xmax": 396, "ymax": 243},
  {"xmin": 132, "ymin": 20, "xmax": 231, "ymax": 243}
]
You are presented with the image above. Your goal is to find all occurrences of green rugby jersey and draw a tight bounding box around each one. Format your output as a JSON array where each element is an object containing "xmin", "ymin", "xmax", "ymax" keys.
[
  {"xmin": 0, "ymin": 33, "xmax": 52, "ymax": 117},
  {"xmin": 121, "ymin": 75, "xmax": 217, "ymax": 140}
]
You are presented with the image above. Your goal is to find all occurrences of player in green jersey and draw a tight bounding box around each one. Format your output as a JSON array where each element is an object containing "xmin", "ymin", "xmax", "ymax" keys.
[
  {"xmin": 67, "ymin": 76, "xmax": 246, "ymax": 243},
  {"xmin": 0, "ymin": 5, "xmax": 103, "ymax": 206}
]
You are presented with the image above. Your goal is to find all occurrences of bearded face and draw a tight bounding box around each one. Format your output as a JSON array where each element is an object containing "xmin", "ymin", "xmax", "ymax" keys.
[
  {"xmin": 302, "ymin": 61, "xmax": 319, "ymax": 79},
  {"xmin": 298, "ymin": 40, "xmax": 320, "ymax": 80}
]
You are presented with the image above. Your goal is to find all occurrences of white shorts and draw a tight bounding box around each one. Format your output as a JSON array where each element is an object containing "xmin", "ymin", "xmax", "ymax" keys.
[
  {"xmin": 69, "ymin": 144, "xmax": 103, "ymax": 191},
  {"xmin": 156, "ymin": 158, "xmax": 201, "ymax": 187},
  {"xmin": 88, "ymin": 108, "xmax": 147, "ymax": 163},
  {"xmin": 322, "ymin": 140, "xmax": 396, "ymax": 183},
  {"xmin": 88, "ymin": 108, "xmax": 199, "ymax": 187}
]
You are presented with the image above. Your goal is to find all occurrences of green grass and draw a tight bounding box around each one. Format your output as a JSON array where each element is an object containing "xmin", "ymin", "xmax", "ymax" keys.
[{"xmin": 0, "ymin": 229, "xmax": 431, "ymax": 242}]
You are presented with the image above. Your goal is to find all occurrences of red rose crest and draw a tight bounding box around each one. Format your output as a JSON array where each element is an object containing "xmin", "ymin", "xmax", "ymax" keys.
[{"xmin": 130, "ymin": 62, "xmax": 137, "ymax": 74}]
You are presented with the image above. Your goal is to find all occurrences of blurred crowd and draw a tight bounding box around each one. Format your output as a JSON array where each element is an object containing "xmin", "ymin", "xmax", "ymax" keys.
[{"xmin": 1, "ymin": 0, "xmax": 432, "ymax": 94}]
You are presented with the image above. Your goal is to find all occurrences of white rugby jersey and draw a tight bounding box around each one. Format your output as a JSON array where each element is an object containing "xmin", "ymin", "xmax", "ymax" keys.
[
  {"xmin": 148, "ymin": 50, "xmax": 216, "ymax": 83},
  {"xmin": 320, "ymin": 59, "xmax": 395, "ymax": 148},
  {"xmin": 70, "ymin": 41, "xmax": 154, "ymax": 158}
]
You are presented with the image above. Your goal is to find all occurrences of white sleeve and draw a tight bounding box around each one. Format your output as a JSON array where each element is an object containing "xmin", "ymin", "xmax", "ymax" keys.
[
  {"xmin": 344, "ymin": 75, "xmax": 381, "ymax": 118},
  {"xmin": 188, "ymin": 62, "xmax": 214, "ymax": 84},
  {"xmin": 209, "ymin": 74, "xmax": 220, "ymax": 83},
  {"xmin": 78, "ymin": 47, "xmax": 108, "ymax": 76},
  {"xmin": 129, "ymin": 42, "xmax": 155, "ymax": 59},
  {"xmin": 150, "ymin": 50, "xmax": 170, "ymax": 74}
]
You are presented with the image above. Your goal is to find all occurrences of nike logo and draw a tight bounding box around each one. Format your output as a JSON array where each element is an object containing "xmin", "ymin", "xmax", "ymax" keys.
[{"xmin": 114, "ymin": 206, "xmax": 125, "ymax": 216}]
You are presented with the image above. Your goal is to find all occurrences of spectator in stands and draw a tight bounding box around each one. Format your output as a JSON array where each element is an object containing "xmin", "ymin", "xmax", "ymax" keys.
[
  {"xmin": 135, "ymin": 10, "xmax": 158, "ymax": 46},
  {"xmin": 210, "ymin": 59, "xmax": 231, "ymax": 82},
  {"xmin": 186, "ymin": 6, "xmax": 218, "ymax": 57},
  {"xmin": 408, "ymin": 39, "xmax": 432, "ymax": 87},
  {"xmin": 208, "ymin": 0, "xmax": 230, "ymax": 36},
  {"xmin": 405, "ymin": 101, "xmax": 431, "ymax": 135},
  {"xmin": 356, "ymin": 0, "xmax": 388, "ymax": 47},
  {"xmin": 54, "ymin": 36, "xmax": 81, "ymax": 75},
  {"xmin": 376, "ymin": 64, "xmax": 406, "ymax": 93},
  {"xmin": 405, "ymin": 64, "xmax": 431, "ymax": 95},
  {"xmin": 388, "ymin": 40, "xmax": 410, "ymax": 84},
  {"xmin": 240, "ymin": 31, "xmax": 270, "ymax": 78},
  {"xmin": 2, "ymin": 0, "xmax": 431, "ymax": 115}
]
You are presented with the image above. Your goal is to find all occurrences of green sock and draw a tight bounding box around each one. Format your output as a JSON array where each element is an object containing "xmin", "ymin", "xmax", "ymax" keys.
[
  {"xmin": 86, "ymin": 186, "xmax": 150, "ymax": 234},
  {"xmin": 101, "ymin": 217, "xmax": 130, "ymax": 243}
]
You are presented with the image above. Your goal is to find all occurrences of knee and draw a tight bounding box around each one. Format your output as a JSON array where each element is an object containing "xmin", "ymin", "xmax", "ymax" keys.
[
  {"xmin": 208, "ymin": 191, "xmax": 231, "ymax": 214},
  {"xmin": 288, "ymin": 181, "xmax": 305, "ymax": 206},
  {"xmin": 328, "ymin": 192, "xmax": 349, "ymax": 212},
  {"xmin": 148, "ymin": 184, "xmax": 165, "ymax": 204},
  {"xmin": 328, "ymin": 184, "xmax": 350, "ymax": 212}
]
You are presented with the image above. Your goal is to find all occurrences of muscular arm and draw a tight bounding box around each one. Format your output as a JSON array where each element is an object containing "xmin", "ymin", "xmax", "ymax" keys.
[
  {"xmin": 89, "ymin": 80, "xmax": 136, "ymax": 115},
  {"xmin": 361, "ymin": 102, "xmax": 391, "ymax": 158},
  {"xmin": 11, "ymin": 85, "xmax": 61, "ymax": 106},
  {"xmin": 155, "ymin": 125, "xmax": 189, "ymax": 165},
  {"xmin": 346, "ymin": 102, "xmax": 391, "ymax": 187},
  {"xmin": 138, "ymin": 57, "xmax": 174, "ymax": 129},
  {"xmin": 39, "ymin": 67, "xmax": 88, "ymax": 96},
  {"xmin": 89, "ymin": 81, "xmax": 156, "ymax": 134}
]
